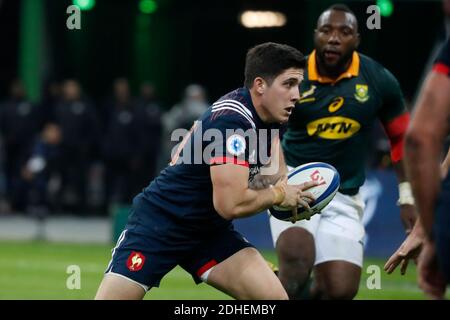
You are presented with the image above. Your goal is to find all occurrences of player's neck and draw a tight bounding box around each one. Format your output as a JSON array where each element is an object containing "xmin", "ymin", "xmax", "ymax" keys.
[{"xmin": 316, "ymin": 56, "xmax": 352, "ymax": 80}]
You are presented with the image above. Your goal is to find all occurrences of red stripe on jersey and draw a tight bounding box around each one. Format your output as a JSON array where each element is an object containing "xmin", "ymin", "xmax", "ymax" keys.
[
  {"xmin": 433, "ymin": 63, "xmax": 450, "ymax": 76},
  {"xmin": 383, "ymin": 113, "xmax": 410, "ymax": 163},
  {"xmin": 209, "ymin": 156, "xmax": 249, "ymax": 167},
  {"xmin": 196, "ymin": 259, "xmax": 218, "ymax": 277}
]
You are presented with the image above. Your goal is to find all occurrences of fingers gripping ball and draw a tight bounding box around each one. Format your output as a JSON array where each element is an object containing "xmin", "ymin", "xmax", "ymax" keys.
[{"xmin": 269, "ymin": 162, "xmax": 340, "ymax": 222}]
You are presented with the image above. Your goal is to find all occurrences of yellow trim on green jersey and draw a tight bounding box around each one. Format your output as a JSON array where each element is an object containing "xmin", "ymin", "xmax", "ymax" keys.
[{"xmin": 308, "ymin": 50, "xmax": 360, "ymax": 84}]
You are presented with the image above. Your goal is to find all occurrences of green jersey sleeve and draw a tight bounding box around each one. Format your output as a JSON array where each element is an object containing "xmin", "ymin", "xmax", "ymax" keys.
[{"xmin": 376, "ymin": 67, "xmax": 407, "ymax": 123}]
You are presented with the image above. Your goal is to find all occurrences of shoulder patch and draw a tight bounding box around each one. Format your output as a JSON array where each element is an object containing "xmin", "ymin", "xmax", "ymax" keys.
[{"xmin": 226, "ymin": 134, "xmax": 246, "ymax": 156}]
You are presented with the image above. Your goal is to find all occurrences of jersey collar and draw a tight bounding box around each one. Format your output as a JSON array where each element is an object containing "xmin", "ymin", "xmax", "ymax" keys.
[{"xmin": 308, "ymin": 50, "xmax": 360, "ymax": 84}]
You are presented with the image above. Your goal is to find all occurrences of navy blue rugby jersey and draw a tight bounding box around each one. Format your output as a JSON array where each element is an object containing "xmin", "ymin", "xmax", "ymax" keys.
[{"xmin": 140, "ymin": 87, "xmax": 281, "ymax": 230}]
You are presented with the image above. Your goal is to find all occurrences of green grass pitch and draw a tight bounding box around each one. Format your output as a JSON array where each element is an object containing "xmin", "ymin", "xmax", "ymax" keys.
[{"xmin": 0, "ymin": 240, "xmax": 439, "ymax": 300}]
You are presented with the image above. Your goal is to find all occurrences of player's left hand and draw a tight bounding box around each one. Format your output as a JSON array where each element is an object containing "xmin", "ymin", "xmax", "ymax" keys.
[
  {"xmin": 418, "ymin": 241, "xmax": 447, "ymax": 300},
  {"xmin": 400, "ymin": 204, "xmax": 417, "ymax": 235}
]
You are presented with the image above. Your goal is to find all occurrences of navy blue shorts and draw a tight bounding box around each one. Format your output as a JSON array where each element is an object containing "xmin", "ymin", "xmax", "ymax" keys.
[
  {"xmin": 104, "ymin": 203, "xmax": 253, "ymax": 291},
  {"xmin": 434, "ymin": 175, "xmax": 450, "ymax": 283}
]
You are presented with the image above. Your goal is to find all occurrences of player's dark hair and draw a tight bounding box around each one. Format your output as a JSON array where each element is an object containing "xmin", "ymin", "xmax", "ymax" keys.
[
  {"xmin": 327, "ymin": 4, "xmax": 355, "ymax": 16},
  {"xmin": 244, "ymin": 42, "xmax": 305, "ymax": 89}
]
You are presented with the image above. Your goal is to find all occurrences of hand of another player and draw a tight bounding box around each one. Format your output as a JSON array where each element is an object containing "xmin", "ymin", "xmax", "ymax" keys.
[
  {"xmin": 399, "ymin": 204, "xmax": 417, "ymax": 235},
  {"xmin": 384, "ymin": 223, "xmax": 424, "ymax": 275},
  {"xmin": 418, "ymin": 241, "xmax": 447, "ymax": 300}
]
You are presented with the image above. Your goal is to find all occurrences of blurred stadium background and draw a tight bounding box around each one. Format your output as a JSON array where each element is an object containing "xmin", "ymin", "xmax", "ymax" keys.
[{"xmin": 0, "ymin": 0, "xmax": 448, "ymax": 299}]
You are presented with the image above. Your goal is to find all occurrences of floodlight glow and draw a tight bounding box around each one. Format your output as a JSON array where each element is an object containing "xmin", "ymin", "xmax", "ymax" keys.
[{"xmin": 240, "ymin": 11, "xmax": 287, "ymax": 28}]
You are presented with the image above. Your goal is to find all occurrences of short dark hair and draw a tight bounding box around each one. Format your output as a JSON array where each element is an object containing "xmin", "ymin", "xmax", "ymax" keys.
[
  {"xmin": 244, "ymin": 42, "xmax": 305, "ymax": 89},
  {"xmin": 327, "ymin": 4, "xmax": 355, "ymax": 16},
  {"xmin": 325, "ymin": 4, "xmax": 358, "ymax": 30}
]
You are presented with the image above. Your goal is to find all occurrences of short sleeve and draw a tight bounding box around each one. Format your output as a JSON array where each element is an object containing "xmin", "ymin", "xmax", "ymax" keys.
[
  {"xmin": 206, "ymin": 115, "xmax": 255, "ymax": 168},
  {"xmin": 377, "ymin": 68, "xmax": 407, "ymax": 124}
]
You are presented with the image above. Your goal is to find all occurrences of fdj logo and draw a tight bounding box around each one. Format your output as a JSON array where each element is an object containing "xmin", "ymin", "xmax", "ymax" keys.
[
  {"xmin": 307, "ymin": 116, "xmax": 361, "ymax": 139},
  {"xmin": 310, "ymin": 170, "xmax": 327, "ymax": 186}
]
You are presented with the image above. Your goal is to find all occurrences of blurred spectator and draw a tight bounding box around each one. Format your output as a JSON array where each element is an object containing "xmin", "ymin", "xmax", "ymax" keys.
[
  {"xmin": 0, "ymin": 79, "xmax": 41, "ymax": 212},
  {"xmin": 52, "ymin": 79, "xmax": 100, "ymax": 213},
  {"xmin": 163, "ymin": 84, "xmax": 209, "ymax": 133},
  {"xmin": 135, "ymin": 82, "xmax": 163, "ymax": 185},
  {"xmin": 161, "ymin": 84, "xmax": 209, "ymax": 165},
  {"xmin": 21, "ymin": 123, "xmax": 62, "ymax": 216},
  {"xmin": 102, "ymin": 78, "xmax": 141, "ymax": 205},
  {"xmin": 40, "ymin": 80, "xmax": 62, "ymax": 124}
]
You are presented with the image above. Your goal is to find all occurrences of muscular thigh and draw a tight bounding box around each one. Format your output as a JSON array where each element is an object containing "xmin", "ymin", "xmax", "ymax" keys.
[{"xmin": 206, "ymin": 247, "xmax": 288, "ymax": 300}]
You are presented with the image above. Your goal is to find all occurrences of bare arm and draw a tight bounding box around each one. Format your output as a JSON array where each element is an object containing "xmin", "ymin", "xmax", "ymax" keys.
[
  {"xmin": 248, "ymin": 136, "xmax": 288, "ymax": 190},
  {"xmin": 392, "ymin": 161, "xmax": 417, "ymax": 234},
  {"xmin": 405, "ymin": 71, "xmax": 450, "ymax": 237},
  {"xmin": 210, "ymin": 164, "xmax": 316, "ymax": 220}
]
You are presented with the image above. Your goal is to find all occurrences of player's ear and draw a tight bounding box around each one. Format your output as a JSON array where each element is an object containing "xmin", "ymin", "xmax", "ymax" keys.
[{"xmin": 254, "ymin": 77, "xmax": 266, "ymax": 94}]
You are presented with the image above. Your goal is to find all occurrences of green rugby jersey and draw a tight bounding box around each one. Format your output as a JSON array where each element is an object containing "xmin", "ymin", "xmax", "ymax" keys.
[{"xmin": 283, "ymin": 51, "xmax": 406, "ymax": 194}]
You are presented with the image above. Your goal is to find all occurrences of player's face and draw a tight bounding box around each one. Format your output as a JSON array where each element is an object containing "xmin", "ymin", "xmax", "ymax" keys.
[
  {"xmin": 314, "ymin": 10, "xmax": 359, "ymax": 74},
  {"xmin": 262, "ymin": 68, "xmax": 303, "ymax": 123}
]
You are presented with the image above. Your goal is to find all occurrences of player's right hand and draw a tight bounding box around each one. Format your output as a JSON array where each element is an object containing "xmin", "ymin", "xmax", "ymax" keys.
[{"xmin": 278, "ymin": 178, "xmax": 317, "ymax": 212}]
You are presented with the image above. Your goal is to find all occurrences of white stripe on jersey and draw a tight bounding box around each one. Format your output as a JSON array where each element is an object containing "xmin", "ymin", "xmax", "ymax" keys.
[
  {"xmin": 211, "ymin": 106, "xmax": 256, "ymax": 129},
  {"xmin": 213, "ymin": 99, "xmax": 253, "ymax": 118}
]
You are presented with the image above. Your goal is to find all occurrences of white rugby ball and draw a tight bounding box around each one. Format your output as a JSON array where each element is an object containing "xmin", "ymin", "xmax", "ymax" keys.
[{"xmin": 269, "ymin": 162, "xmax": 340, "ymax": 222}]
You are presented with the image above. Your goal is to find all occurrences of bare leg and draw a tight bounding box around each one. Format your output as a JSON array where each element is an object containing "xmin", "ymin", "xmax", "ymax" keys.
[
  {"xmin": 276, "ymin": 227, "xmax": 315, "ymax": 299},
  {"xmin": 95, "ymin": 273, "xmax": 146, "ymax": 300},
  {"xmin": 206, "ymin": 247, "xmax": 288, "ymax": 300}
]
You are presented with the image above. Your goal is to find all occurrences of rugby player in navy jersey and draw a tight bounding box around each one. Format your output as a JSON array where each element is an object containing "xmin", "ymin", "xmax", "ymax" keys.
[
  {"xmin": 95, "ymin": 42, "xmax": 317, "ymax": 300},
  {"xmin": 385, "ymin": 38, "xmax": 450, "ymax": 299}
]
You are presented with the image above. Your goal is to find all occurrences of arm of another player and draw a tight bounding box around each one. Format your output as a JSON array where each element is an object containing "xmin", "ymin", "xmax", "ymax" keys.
[
  {"xmin": 405, "ymin": 71, "xmax": 450, "ymax": 237},
  {"xmin": 378, "ymin": 69, "xmax": 417, "ymax": 234},
  {"xmin": 210, "ymin": 164, "xmax": 317, "ymax": 220},
  {"xmin": 392, "ymin": 161, "xmax": 417, "ymax": 234},
  {"xmin": 385, "ymin": 146, "xmax": 450, "ymax": 275},
  {"xmin": 407, "ymin": 70, "xmax": 450, "ymax": 299}
]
